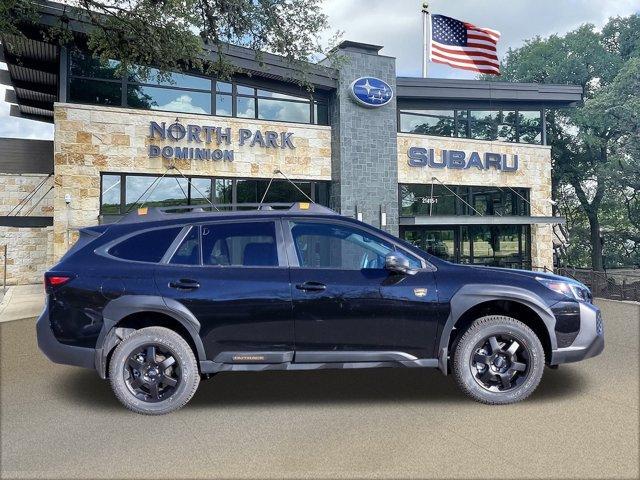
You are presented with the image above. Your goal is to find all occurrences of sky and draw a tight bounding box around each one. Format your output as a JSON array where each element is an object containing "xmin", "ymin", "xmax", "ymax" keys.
[{"xmin": 1, "ymin": 0, "xmax": 639, "ymax": 141}]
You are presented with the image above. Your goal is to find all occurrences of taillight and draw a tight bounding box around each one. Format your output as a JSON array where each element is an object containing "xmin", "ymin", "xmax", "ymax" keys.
[{"xmin": 44, "ymin": 274, "xmax": 74, "ymax": 292}]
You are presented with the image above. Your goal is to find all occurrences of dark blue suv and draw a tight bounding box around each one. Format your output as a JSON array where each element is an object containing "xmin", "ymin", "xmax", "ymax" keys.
[{"xmin": 37, "ymin": 202, "xmax": 604, "ymax": 414}]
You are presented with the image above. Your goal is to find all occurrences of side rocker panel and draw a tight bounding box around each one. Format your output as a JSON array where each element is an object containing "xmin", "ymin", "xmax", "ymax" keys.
[
  {"xmin": 95, "ymin": 295, "xmax": 206, "ymax": 378},
  {"xmin": 436, "ymin": 284, "xmax": 557, "ymax": 374}
]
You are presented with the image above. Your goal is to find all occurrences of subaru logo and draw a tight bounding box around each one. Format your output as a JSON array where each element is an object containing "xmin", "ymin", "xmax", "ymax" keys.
[{"xmin": 349, "ymin": 77, "xmax": 393, "ymax": 108}]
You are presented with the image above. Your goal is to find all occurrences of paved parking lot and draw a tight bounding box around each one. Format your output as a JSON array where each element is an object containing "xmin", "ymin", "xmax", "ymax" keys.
[{"xmin": 1, "ymin": 299, "xmax": 638, "ymax": 479}]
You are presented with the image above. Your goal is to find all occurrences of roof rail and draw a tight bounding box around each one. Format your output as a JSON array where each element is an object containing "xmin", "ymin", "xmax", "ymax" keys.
[{"xmin": 119, "ymin": 202, "xmax": 337, "ymax": 224}]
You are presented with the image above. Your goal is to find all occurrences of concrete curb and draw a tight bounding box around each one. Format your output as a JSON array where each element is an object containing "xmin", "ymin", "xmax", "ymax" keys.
[{"xmin": 0, "ymin": 284, "xmax": 44, "ymax": 323}]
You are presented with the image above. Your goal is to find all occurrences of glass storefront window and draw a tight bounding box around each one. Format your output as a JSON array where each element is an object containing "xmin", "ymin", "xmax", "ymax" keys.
[
  {"xmin": 189, "ymin": 178, "xmax": 212, "ymax": 205},
  {"xmin": 214, "ymin": 179, "xmax": 233, "ymax": 204},
  {"xmin": 101, "ymin": 175, "xmax": 121, "ymax": 214},
  {"xmin": 257, "ymin": 98, "xmax": 310, "ymax": 123},
  {"xmin": 518, "ymin": 111, "xmax": 542, "ymax": 144},
  {"xmin": 400, "ymin": 184, "xmax": 526, "ymax": 217},
  {"xmin": 125, "ymin": 176, "xmax": 188, "ymax": 210},
  {"xmin": 236, "ymin": 97, "xmax": 255, "ymax": 118},
  {"xmin": 400, "ymin": 108, "xmax": 542, "ymax": 145},
  {"xmin": 102, "ymin": 174, "xmax": 330, "ymax": 215},
  {"xmin": 128, "ymin": 67, "xmax": 211, "ymax": 90},
  {"xmin": 69, "ymin": 78, "xmax": 122, "ymax": 106},
  {"xmin": 127, "ymin": 85, "xmax": 211, "ymax": 114},
  {"xmin": 314, "ymin": 102, "xmax": 329, "ymax": 125},
  {"xmin": 400, "ymin": 110, "xmax": 455, "ymax": 137},
  {"xmin": 70, "ymin": 49, "xmax": 121, "ymax": 79},
  {"xmin": 400, "ymin": 225, "xmax": 531, "ymax": 269},
  {"xmin": 67, "ymin": 49, "xmax": 328, "ymax": 125}
]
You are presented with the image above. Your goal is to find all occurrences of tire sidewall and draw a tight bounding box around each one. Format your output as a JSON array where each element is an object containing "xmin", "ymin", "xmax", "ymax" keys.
[
  {"xmin": 109, "ymin": 327, "xmax": 199, "ymax": 415},
  {"xmin": 454, "ymin": 316, "xmax": 544, "ymax": 404}
]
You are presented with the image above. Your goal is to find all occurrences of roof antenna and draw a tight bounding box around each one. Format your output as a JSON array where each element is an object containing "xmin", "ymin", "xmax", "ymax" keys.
[{"xmin": 258, "ymin": 169, "xmax": 315, "ymax": 208}]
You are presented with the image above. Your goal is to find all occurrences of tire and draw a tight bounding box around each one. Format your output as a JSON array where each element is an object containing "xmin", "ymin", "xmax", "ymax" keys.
[
  {"xmin": 453, "ymin": 315, "xmax": 544, "ymax": 405},
  {"xmin": 109, "ymin": 327, "xmax": 200, "ymax": 415}
]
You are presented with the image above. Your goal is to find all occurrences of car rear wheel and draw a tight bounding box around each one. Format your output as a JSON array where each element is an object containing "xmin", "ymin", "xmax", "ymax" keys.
[
  {"xmin": 453, "ymin": 315, "xmax": 544, "ymax": 405},
  {"xmin": 109, "ymin": 327, "xmax": 200, "ymax": 415}
]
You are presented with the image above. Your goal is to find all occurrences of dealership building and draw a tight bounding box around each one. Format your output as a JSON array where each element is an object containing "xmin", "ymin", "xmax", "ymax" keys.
[{"xmin": 0, "ymin": 1, "xmax": 582, "ymax": 285}]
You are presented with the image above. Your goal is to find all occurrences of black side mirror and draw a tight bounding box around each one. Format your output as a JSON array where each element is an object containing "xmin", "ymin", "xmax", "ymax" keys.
[{"xmin": 385, "ymin": 252, "xmax": 418, "ymax": 276}]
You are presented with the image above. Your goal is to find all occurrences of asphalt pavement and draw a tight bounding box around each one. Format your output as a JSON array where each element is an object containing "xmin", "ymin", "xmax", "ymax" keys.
[{"xmin": 1, "ymin": 299, "xmax": 638, "ymax": 479}]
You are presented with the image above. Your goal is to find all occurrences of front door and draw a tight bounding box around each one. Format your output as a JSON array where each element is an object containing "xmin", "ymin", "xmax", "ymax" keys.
[
  {"xmin": 285, "ymin": 219, "xmax": 439, "ymax": 361},
  {"xmin": 154, "ymin": 219, "xmax": 293, "ymax": 363}
]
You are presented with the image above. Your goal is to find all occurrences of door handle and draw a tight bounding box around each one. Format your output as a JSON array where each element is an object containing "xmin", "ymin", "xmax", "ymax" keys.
[
  {"xmin": 169, "ymin": 279, "xmax": 200, "ymax": 290},
  {"xmin": 296, "ymin": 281, "xmax": 326, "ymax": 292}
]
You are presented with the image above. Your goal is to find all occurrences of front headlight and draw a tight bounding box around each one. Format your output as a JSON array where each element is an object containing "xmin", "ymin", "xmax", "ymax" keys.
[{"xmin": 536, "ymin": 277, "xmax": 591, "ymax": 301}]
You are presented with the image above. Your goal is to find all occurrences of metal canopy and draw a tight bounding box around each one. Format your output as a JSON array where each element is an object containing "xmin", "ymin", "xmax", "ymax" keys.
[
  {"xmin": 400, "ymin": 215, "xmax": 566, "ymax": 226},
  {"xmin": 396, "ymin": 77, "xmax": 583, "ymax": 108}
]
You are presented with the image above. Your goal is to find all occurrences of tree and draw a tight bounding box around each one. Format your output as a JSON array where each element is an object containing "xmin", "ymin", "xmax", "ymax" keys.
[
  {"xmin": 1, "ymin": 0, "xmax": 334, "ymax": 87},
  {"xmin": 487, "ymin": 16, "xmax": 640, "ymax": 270}
]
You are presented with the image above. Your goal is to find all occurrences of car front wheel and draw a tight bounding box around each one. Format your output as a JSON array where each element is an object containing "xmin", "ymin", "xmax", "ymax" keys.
[
  {"xmin": 453, "ymin": 315, "xmax": 545, "ymax": 405},
  {"xmin": 109, "ymin": 326, "xmax": 200, "ymax": 415}
]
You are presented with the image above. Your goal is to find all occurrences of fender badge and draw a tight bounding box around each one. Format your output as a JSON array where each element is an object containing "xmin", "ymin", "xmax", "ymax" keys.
[{"xmin": 413, "ymin": 288, "xmax": 428, "ymax": 297}]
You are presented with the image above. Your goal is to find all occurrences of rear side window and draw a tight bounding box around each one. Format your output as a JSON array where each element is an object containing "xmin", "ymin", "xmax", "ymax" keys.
[
  {"xmin": 170, "ymin": 227, "xmax": 200, "ymax": 265},
  {"xmin": 201, "ymin": 221, "xmax": 278, "ymax": 267},
  {"xmin": 109, "ymin": 227, "xmax": 182, "ymax": 263}
]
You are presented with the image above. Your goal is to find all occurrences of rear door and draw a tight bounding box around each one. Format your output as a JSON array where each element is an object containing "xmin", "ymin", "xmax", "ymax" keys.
[{"xmin": 154, "ymin": 219, "xmax": 294, "ymax": 363}]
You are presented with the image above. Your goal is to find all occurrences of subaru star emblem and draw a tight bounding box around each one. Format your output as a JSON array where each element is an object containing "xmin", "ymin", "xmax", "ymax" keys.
[{"xmin": 349, "ymin": 77, "xmax": 393, "ymax": 107}]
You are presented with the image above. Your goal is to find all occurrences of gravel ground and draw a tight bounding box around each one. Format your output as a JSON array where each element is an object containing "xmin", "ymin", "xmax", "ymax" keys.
[{"xmin": 1, "ymin": 299, "xmax": 638, "ymax": 479}]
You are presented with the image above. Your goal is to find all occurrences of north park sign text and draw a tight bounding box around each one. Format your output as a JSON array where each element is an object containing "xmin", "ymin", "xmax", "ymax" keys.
[
  {"xmin": 148, "ymin": 121, "xmax": 295, "ymax": 161},
  {"xmin": 408, "ymin": 147, "xmax": 518, "ymax": 172}
]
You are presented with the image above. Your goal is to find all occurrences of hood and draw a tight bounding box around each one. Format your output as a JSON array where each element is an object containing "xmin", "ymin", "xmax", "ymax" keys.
[{"xmin": 463, "ymin": 264, "xmax": 589, "ymax": 290}]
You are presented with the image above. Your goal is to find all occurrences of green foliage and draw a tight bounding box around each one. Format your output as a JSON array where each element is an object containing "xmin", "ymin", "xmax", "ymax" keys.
[
  {"xmin": 2, "ymin": 0, "xmax": 335, "ymax": 89},
  {"xmin": 484, "ymin": 15, "xmax": 640, "ymax": 269}
]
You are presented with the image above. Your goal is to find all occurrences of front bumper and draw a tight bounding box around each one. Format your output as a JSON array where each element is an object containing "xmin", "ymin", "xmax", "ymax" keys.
[
  {"xmin": 550, "ymin": 302, "xmax": 604, "ymax": 365},
  {"xmin": 36, "ymin": 305, "xmax": 96, "ymax": 370}
]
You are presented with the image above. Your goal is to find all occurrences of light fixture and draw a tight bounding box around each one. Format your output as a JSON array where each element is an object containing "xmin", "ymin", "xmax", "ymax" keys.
[
  {"xmin": 355, "ymin": 205, "xmax": 363, "ymax": 222},
  {"xmin": 380, "ymin": 205, "xmax": 387, "ymax": 227}
]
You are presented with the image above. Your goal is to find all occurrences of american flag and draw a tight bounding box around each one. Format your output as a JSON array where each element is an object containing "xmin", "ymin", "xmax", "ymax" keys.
[{"xmin": 429, "ymin": 14, "xmax": 501, "ymax": 75}]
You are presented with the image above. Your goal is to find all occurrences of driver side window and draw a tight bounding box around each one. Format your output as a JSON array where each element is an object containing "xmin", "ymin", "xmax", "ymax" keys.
[{"xmin": 289, "ymin": 221, "xmax": 395, "ymax": 270}]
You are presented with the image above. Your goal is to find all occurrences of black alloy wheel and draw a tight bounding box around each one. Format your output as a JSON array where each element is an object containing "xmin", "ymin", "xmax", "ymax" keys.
[
  {"xmin": 470, "ymin": 334, "xmax": 530, "ymax": 392},
  {"xmin": 452, "ymin": 315, "xmax": 545, "ymax": 405},
  {"xmin": 124, "ymin": 344, "xmax": 181, "ymax": 403},
  {"xmin": 109, "ymin": 326, "xmax": 200, "ymax": 415}
]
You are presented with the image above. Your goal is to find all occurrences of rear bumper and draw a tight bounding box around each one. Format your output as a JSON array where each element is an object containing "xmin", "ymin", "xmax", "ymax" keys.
[
  {"xmin": 36, "ymin": 305, "xmax": 95, "ymax": 370},
  {"xmin": 550, "ymin": 302, "xmax": 604, "ymax": 365}
]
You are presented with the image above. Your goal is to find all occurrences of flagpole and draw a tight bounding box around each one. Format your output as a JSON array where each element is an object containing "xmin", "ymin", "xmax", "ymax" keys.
[{"xmin": 422, "ymin": 2, "xmax": 430, "ymax": 77}]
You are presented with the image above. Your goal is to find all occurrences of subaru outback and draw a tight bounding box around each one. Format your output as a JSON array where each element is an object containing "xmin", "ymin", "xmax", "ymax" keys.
[{"xmin": 37, "ymin": 202, "xmax": 604, "ymax": 414}]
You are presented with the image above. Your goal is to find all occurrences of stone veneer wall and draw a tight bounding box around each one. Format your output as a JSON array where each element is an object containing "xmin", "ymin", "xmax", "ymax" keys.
[
  {"xmin": 397, "ymin": 134, "xmax": 554, "ymax": 270},
  {"xmin": 0, "ymin": 173, "xmax": 54, "ymax": 285},
  {"xmin": 53, "ymin": 103, "xmax": 332, "ymax": 260}
]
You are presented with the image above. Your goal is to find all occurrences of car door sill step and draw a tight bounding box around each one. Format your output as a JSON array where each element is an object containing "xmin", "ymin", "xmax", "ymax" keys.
[{"xmin": 199, "ymin": 358, "xmax": 438, "ymax": 374}]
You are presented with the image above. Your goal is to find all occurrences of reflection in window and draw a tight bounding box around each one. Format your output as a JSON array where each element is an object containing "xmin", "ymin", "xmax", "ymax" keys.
[
  {"xmin": 101, "ymin": 175, "xmax": 121, "ymax": 214},
  {"xmin": 236, "ymin": 97, "xmax": 255, "ymax": 118},
  {"xmin": 189, "ymin": 178, "xmax": 212, "ymax": 205},
  {"xmin": 518, "ymin": 111, "xmax": 542, "ymax": 144},
  {"xmin": 215, "ymin": 94, "xmax": 232, "ymax": 116},
  {"xmin": 125, "ymin": 176, "xmax": 188, "ymax": 210},
  {"xmin": 128, "ymin": 67, "xmax": 210, "ymax": 90},
  {"xmin": 258, "ymin": 98, "xmax": 310, "ymax": 123},
  {"xmin": 70, "ymin": 78, "xmax": 122, "ymax": 106},
  {"xmin": 290, "ymin": 222, "xmax": 394, "ymax": 270},
  {"xmin": 70, "ymin": 49, "xmax": 121, "ymax": 79},
  {"xmin": 127, "ymin": 86, "xmax": 211, "ymax": 114},
  {"xmin": 400, "ymin": 110, "xmax": 455, "ymax": 136},
  {"xmin": 314, "ymin": 102, "xmax": 329, "ymax": 125},
  {"xmin": 400, "ymin": 184, "xmax": 529, "ymax": 217},
  {"xmin": 214, "ymin": 179, "xmax": 233, "ymax": 204}
]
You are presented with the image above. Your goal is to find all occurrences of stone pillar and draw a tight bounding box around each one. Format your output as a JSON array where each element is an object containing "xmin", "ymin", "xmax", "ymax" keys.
[{"xmin": 323, "ymin": 42, "xmax": 399, "ymax": 235}]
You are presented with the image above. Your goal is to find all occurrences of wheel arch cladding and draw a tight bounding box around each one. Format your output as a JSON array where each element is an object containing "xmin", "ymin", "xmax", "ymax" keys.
[
  {"xmin": 96, "ymin": 295, "xmax": 206, "ymax": 378},
  {"xmin": 439, "ymin": 284, "xmax": 556, "ymax": 362}
]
